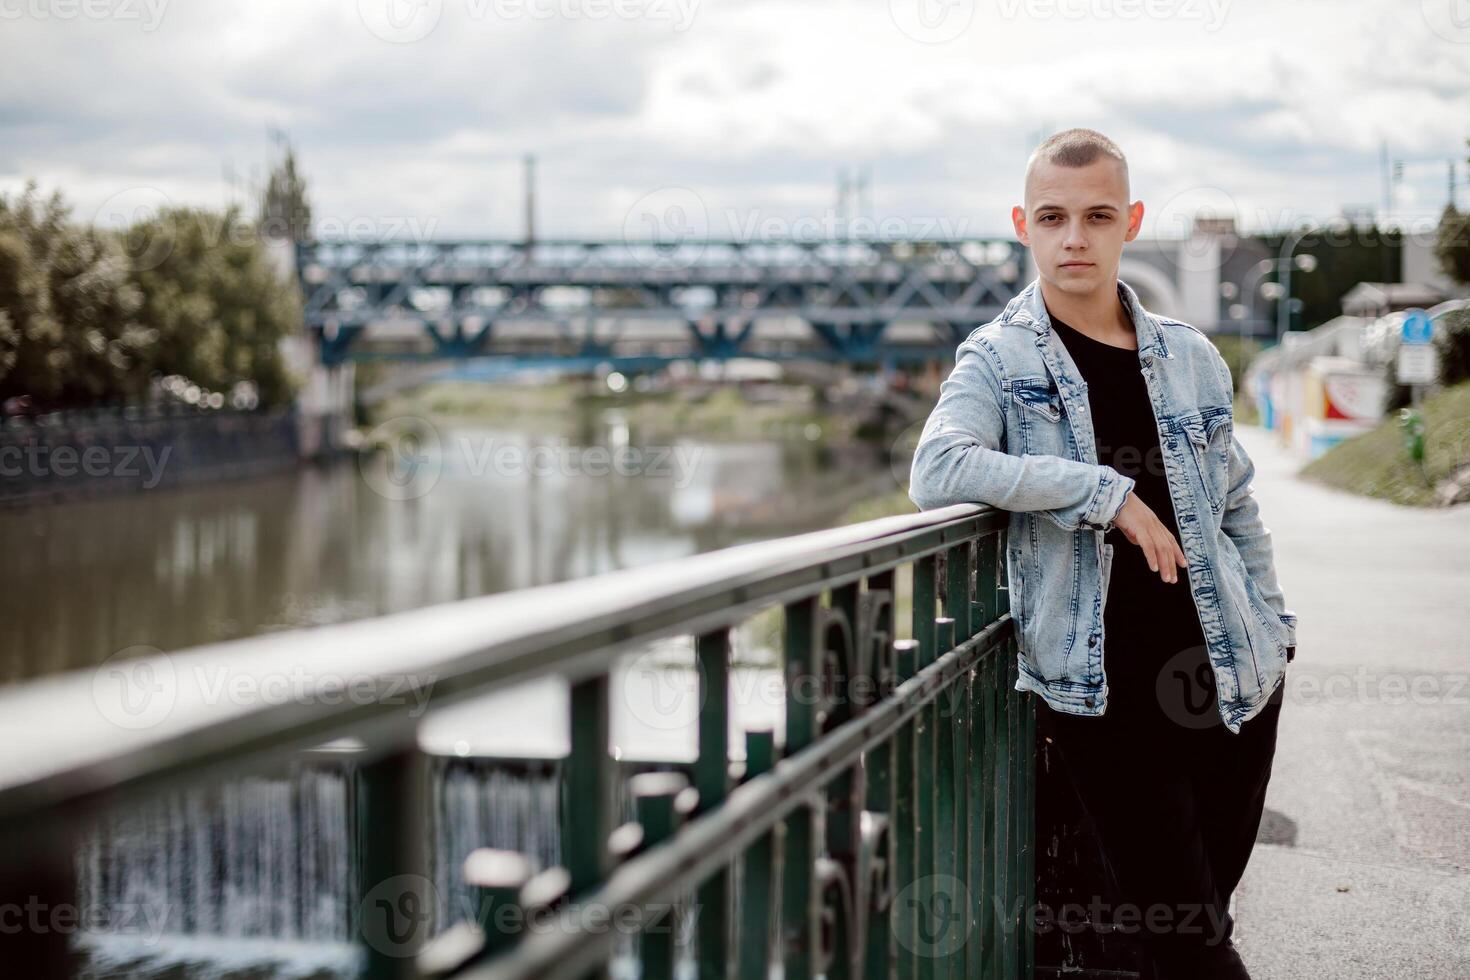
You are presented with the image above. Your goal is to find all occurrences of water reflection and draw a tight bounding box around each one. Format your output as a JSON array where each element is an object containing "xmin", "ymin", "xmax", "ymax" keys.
[{"xmin": 0, "ymin": 424, "xmax": 891, "ymax": 684}]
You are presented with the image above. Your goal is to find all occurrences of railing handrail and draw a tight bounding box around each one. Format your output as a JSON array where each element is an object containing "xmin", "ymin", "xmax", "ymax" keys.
[{"xmin": 0, "ymin": 502, "xmax": 993, "ymax": 826}]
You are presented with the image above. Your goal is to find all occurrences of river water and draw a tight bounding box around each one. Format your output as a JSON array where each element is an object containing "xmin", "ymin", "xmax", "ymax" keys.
[
  {"xmin": 0, "ymin": 417, "xmax": 898, "ymax": 684},
  {"xmin": 3, "ymin": 410, "xmax": 904, "ymax": 978}
]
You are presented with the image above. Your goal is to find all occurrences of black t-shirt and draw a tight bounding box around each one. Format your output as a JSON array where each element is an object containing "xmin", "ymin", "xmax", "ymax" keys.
[{"xmin": 1048, "ymin": 314, "xmax": 1206, "ymax": 692}]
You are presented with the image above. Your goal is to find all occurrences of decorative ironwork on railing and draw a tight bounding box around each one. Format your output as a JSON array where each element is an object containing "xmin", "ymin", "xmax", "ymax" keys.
[{"xmin": 0, "ymin": 502, "xmax": 1034, "ymax": 979}]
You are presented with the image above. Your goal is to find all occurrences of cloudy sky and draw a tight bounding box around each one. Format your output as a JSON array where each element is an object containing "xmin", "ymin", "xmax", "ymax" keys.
[{"xmin": 3, "ymin": 0, "xmax": 1468, "ymax": 242}]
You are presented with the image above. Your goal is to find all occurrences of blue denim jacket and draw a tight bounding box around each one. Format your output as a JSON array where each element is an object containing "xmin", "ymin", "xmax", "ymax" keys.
[{"xmin": 909, "ymin": 276, "xmax": 1297, "ymax": 733}]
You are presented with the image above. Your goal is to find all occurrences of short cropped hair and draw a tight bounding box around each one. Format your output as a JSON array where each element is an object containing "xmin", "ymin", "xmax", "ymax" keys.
[{"xmin": 1024, "ymin": 128, "xmax": 1129, "ymax": 197}]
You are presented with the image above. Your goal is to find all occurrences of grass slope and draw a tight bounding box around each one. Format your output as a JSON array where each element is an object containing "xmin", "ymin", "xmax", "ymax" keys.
[{"xmin": 1299, "ymin": 380, "xmax": 1470, "ymax": 506}]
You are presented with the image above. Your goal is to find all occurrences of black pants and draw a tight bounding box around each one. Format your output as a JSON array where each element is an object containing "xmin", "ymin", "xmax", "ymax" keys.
[{"xmin": 1037, "ymin": 641, "xmax": 1285, "ymax": 980}]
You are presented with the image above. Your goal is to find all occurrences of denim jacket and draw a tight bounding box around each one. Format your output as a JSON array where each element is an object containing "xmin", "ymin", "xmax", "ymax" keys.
[{"xmin": 909, "ymin": 276, "xmax": 1297, "ymax": 733}]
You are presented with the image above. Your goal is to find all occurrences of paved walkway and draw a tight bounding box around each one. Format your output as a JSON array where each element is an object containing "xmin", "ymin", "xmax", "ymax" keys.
[{"xmin": 1229, "ymin": 425, "xmax": 1470, "ymax": 978}]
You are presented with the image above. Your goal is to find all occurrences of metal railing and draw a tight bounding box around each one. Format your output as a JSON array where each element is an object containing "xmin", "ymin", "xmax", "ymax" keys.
[{"xmin": 0, "ymin": 503, "xmax": 1035, "ymax": 979}]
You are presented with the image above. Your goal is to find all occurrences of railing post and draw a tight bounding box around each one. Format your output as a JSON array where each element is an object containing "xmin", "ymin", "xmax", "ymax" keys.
[
  {"xmin": 783, "ymin": 596, "xmax": 820, "ymax": 980},
  {"xmin": 3, "ymin": 819, "xmax": 77, "ymax": 976},
  {"xmin": 462, "ymin": 848, "xmax": 534, "ymax": 957},
  {"xmin": 970, "ymin": 534, "xmax": 997, "ymax": 980},
  {"xmin": 933, "ymin": 614, "xmax": 958, "ymax": 980},
  {"xmin": 696, "ymin": 629, "xmax": 732, "ymax": 980},
  {"xmin": 357, "ymin": 746, "xmax": 431, "ymax": 980},
  {"xmin": 633, "ymin": 771, "xmax": 698, "ymax": 980},
  {"xmin": 945, "ymin": 542, "xmax": 973, "ymax": 980},
  {"xmin": 911, "ymin": 556, "xmax": 938, "ymax": 980},
  {"xmin": 738, "ymin": 728, "xmax": 776, "ymax": 980},
  {"xmin": 827, "ymin": 582, "xmax": 862, "ymax": 980},
  {"xmin": 863, "ymin": 569, "xmax": 898, "ymax": 980},
  {"xmin": 893, "ymin": 638, "xmax": 920, "ymax": 980},
  {"xmin": 564, "ymin": 672, "xmax": 614, "ymax": 980}
]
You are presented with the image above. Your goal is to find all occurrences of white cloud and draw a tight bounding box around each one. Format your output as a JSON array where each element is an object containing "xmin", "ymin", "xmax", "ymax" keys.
[{"xmin": 1, "ymin": 0, "xmax": 1466, "ymax": 237}]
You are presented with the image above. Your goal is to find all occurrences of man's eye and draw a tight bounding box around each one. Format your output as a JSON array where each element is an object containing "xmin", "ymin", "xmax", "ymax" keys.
[{"xmin": 1090, "ymin": 213, "xmax": 1111, "ymax": 221}]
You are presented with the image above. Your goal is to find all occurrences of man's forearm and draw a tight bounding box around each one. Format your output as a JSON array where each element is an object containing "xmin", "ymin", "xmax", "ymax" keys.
[
  {"xmin": 908, "ymin": 344, "xmax": 1134, "ymax": 531},
  {"xmin": 910, "ymin": 429, "xmax": 1134, "ymax": 531}
]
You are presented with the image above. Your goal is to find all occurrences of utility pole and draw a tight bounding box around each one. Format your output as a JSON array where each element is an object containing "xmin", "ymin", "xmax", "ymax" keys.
[
  {"xmin": 1380, "ymin": 140, "xmax": 1391, "ymax": 222},
  {"xmin": 524, "ymin": 153, "xmax": 536, "ymax": 250}
]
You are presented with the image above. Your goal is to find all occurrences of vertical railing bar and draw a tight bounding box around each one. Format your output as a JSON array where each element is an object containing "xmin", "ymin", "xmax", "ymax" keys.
[
  {"xmin": 828, "ymin": 582, "xmax": 861, "ymax": 980},
  {"xmin": 696, "ymin": 629, "xmax": 732, "ymax": 980},
  {"xmin": 980, "ymin": 654, "xmax": 999, "ymax": 979},
  {"xmin": 864, "ymin": 569, "xmax": 897, "ymax": 980},
  {"xmin": 357, "ymin": 746, "xmax": 430, "ymax": 980},
  {"xmin": 912, "ymin": 553, "xmax": 938, "ymax": 980},
  {"xmin": 893, "ymin": 638, "xmax": 920, "ymax": 980},
  {"xmin": 565, "ymin": 673, "xmax": 613, "ymax": 980},
  {"xmin": 737, "ymin": 729, "xmax": 777, "ymax": 980},
  {"xmin": 783, "ymin": 596, "xmax": 820, "ymax": 980}
]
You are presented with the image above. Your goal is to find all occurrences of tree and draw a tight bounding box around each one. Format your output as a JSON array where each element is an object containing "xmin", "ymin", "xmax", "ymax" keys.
[
  {"xmin": 257, "ymin": 131, "xmax": 312, "ymax": 242},
  {"xmin": 125, "ymin": 204, "xmax": 299, "ymax": 406},
  {"xmin": 1431, "ymin": 136, "xmax": 1470, "ymax": 387},
  {"xmin": 0, "ymin": 182, "xmax": 152, "ymax": 407}
]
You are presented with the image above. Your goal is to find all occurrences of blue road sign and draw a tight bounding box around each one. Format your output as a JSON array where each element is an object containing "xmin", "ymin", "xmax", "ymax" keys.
[{"xmin": 1401, "ymin": 309, "xmax": 1434, "ymax": 344}]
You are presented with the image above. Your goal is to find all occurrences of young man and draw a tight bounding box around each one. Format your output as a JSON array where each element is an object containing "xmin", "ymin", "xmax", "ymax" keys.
[{"xmin": 908, "ymin": 128, "xmax": 1297, "ymax": 980}]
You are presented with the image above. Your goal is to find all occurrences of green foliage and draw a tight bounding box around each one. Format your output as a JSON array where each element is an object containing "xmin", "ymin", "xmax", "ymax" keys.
[
  {"xmin": 125, "ymin": 204, "xmax": 299, "ymax": 406},
  {"xmin": 0, "ymin": 182, "xmax": 151, "ymax": 406},
  {"xmin": 0, "ymin": 181, "xmax": 300, "ymax": 410},
  {"xmin": 1301, "ymin": 379, "xmax": 1470, "ymax": 506},
  {"xmin": 1437, "ymin": 307, "xmax": 1470, "ymax": 387},
  {"xmin": 1260, "ymin": 225, "xmax": 1401, "ymax": 330},
  {"xmin": 1433, "ymin": 204, "xmax": 1470, "ymax": 287},
  {"xmin": 1433, "ymin": 138, "xmax": 1470, "ymax": 287},
  {"xmin": 1207, "ymin": 334, "xmax": 1263, "ymax": 393},
  {"xmin": 258, "ymin": 136, "xmax": 312, "ymax": 242}
]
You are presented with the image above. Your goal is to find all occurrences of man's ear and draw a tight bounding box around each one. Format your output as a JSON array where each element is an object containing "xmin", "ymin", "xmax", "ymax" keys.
[
  {"xmin": 1011, "ymin": 205, "xmax": 1030, "ymax": 246},
  {"xmin": 1124, "ymin": 200, "xmax": 1145, "ymax": 242}
]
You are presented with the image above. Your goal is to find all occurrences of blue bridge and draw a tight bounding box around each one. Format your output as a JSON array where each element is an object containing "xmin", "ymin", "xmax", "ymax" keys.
[{"xmin": 295, "ymin": 238, "xmax": 1028, "ymax": 367}]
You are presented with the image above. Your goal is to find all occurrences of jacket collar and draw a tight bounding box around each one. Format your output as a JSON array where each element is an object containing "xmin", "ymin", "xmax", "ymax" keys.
[{"xmin": 1000, "ymin": 274, "xmax": 1173, "ymax": 360}]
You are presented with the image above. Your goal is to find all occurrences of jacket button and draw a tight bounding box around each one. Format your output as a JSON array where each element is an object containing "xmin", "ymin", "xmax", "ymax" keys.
[
  {"xmin": 1088, "ymin": 634, "xmax": 1099, "ymax": 647},
  {"xmin": 1084, "ymin": 696, "xmax": 1096, "ymax": 707}
]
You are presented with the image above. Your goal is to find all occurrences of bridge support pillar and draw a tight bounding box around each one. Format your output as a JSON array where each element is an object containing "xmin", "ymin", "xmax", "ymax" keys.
[{"xmin": 290, "ymin": 349, "xmax": 355, "ymax": 460}]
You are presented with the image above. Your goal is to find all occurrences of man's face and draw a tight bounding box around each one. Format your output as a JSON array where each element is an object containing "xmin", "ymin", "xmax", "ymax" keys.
[{"xmin": 1011, "ymin": 158, "xmax": 1144, "ymax": 296}]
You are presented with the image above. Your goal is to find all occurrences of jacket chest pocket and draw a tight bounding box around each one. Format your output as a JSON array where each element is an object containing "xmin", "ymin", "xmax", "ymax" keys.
[
  {"xmin": 1178, "ymin": 408, "xmax": 1231, "ymax": 513},
  {"xmin": 1005, "ymin": 376, "xmax": 1068, "ymax": 454}
]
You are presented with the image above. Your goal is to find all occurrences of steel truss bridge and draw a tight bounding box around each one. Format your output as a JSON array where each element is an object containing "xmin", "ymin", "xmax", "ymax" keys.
[{"xmin": 295, "ymin": 238, "xmax": 1026, "ymax": 366}]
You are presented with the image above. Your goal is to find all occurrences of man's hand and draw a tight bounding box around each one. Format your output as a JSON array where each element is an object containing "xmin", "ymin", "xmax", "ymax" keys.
[{"xmin": 1112, "ymin": 491, "xmax": 1188, "ymax": 584}]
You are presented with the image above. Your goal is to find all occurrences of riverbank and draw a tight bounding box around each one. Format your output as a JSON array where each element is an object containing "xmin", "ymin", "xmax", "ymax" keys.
[{"xmin": 0, "ymin": 406, "xmax": 305, "ymax": 508}]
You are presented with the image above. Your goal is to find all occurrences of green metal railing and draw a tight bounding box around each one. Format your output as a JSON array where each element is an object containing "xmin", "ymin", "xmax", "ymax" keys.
[{"xmin": 0, "ymin": 503, "xmax": 1035, "ymax": 979}]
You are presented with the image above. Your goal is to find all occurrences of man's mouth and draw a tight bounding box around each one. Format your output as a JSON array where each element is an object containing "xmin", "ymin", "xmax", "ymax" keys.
[{"xmin": 1060, "ymin": 261, "xmax": 1093, "ymax": 269}]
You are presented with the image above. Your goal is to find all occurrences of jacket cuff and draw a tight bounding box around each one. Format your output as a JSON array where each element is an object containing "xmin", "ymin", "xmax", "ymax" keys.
[
  {"xmin": 1081, "ymin": 466, "xmax": 1135, "ymax": 531},
  {"xmin": 1279, "ymin": 610, "xmax": 1297, "ymax": 648}
]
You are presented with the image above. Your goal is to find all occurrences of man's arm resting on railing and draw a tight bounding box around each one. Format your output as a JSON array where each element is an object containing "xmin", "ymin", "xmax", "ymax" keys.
[
  {"xmin": 908, "ymin": 344, "xmax": 1135, "ymax": 532},
  {"xmin": 1215, "ymin": 358, "xmax": 1298, "ymax": 659}
]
